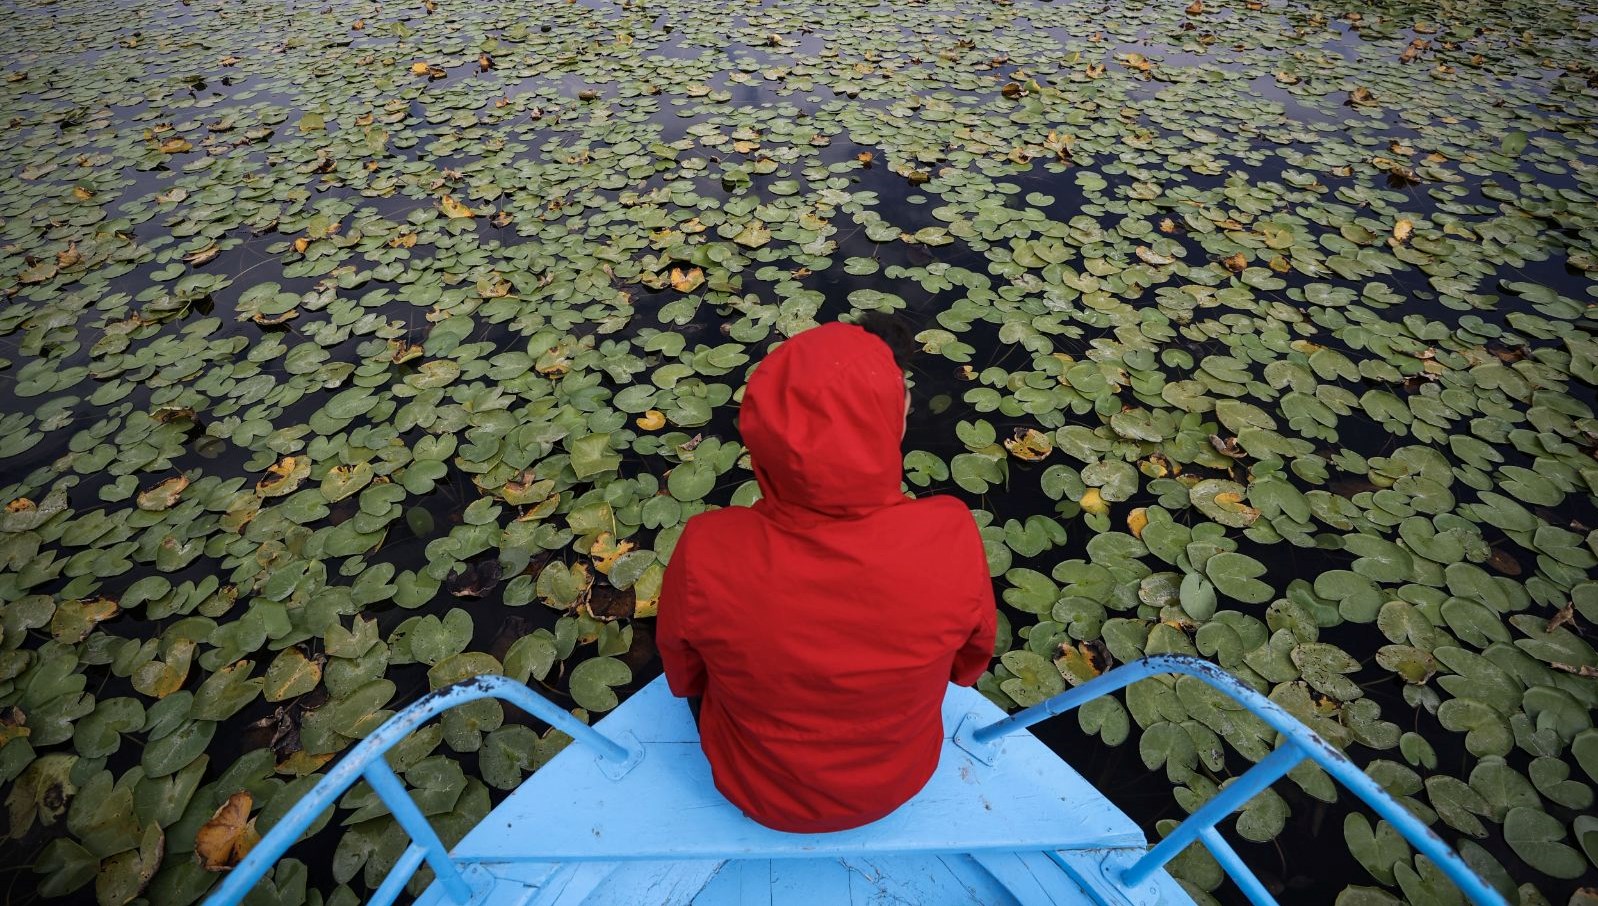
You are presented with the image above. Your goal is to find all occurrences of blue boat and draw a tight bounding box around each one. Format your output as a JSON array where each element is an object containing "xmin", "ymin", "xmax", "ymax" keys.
[{"xmin": 206, "ymin": 655, "xmax": 1506, "ymax": 906}]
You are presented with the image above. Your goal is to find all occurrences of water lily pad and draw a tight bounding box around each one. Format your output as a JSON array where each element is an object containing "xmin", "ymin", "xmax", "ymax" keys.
[
  {"xmin": 568, "ymin": 656, "xmax": 631, "ymax": 712},
  {"xmin": 1503, "ymin": 806, "xmax": 1588, "ymax": 879},
  {"xmin": 1205, "ymin": 553, "xmax": 1272, "ymax": 605}
]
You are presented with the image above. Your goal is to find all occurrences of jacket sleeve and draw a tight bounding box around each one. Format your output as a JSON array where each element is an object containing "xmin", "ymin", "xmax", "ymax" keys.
[
  {"xmin": 950, "ymin": 514, "xmax": 998, "ymax": 687},
  {"xmin": 656, "ymin": 526, "xmax": 707, "ymax": 698}
]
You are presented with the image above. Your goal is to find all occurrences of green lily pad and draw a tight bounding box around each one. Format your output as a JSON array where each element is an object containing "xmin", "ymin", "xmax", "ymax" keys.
[{"xmin": 568, "ymin": 657, "xmax": 631, "ymax": 713}]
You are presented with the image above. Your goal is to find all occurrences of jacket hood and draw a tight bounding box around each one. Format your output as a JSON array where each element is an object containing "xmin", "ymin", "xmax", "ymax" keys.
[{"xmin": 740, "ymin": 322, "xmax": 906, "ymax": 518}]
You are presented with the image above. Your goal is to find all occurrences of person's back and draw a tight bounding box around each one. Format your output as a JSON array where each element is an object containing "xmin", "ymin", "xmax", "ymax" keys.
[{"xmin": 658, "ymin": 319, "xmax": 997, "ymax": 833}]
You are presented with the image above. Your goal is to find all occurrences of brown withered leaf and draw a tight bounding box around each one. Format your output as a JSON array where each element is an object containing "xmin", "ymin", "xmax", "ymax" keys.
[
  {"xmin": 1209, "ymin": 435, "xmax": 1247, "ymax": 459},
  {"xmin": 585, "ymin": 583, "xmax": 636, "ymax": 622},
  {"xmin": 1487, "ymin": 342, "xmax": 1526, "ymax": 363},
  {"xmin": 195, "ymin": 792, "xmax": 257, "ymax": 872},
  {"xmin": 1550, "ymin": 662, "xmax": 1598, "ymax": 678},
  {"xmin": 447, "ymin": 558, "xmax": 502, "ymax": 599},
  {"xmin": 56, "ymin": 242, "xmax": 82, "ymax": 268},
  {"xmin": 1486, "ymin": 547, "xmax": 1521, "ymax": 576},
  {"xmin": 1547, "ymin": 602, "xmax": 1577, "ymax": 633},
  {"xmin": 185, "ymin": 244, "xmax": 220, "ymax": 266}
]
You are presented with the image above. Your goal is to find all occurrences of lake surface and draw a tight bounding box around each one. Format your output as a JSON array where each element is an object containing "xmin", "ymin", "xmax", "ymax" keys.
[{"xmin": 2, "ymin": 0, "xmax": 1597, "ymax": 902}]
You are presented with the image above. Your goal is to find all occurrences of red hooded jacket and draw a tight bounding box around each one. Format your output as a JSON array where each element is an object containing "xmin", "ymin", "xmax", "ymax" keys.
[{"xmin": 656, "ymin": 321, "xmax": 998, "ymax": 833}]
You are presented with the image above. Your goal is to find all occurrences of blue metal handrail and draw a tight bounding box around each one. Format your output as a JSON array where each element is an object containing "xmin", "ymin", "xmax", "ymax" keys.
[
  {"xmin": 205, "ymin": 674, "xmax": 644, "ymax": 906},
  {"xmin": 953, "ymin": 654, "xmax": 1509, "ymax": 906}
]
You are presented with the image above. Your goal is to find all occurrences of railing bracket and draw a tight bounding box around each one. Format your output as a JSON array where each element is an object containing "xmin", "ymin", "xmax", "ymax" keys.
[
  {"xmin": 596, "ymin": 730, "xmax": 645, "ymax": 780},
  {"xmin": 953, "ymin": 711, "xmax": 1002, "ymax": 765}
]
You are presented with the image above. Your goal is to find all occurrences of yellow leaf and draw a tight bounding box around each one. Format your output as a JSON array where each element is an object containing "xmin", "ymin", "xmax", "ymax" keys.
[
  {"xmin": 590, "ymin": 532, "xmax": 636, "ymax": 576},
  {"xmin": 158, "ymin": 137, "xmax": 192, "ymax": 154},
  {"xmin": 1127, "ymin": 507, "xmax": 1149, "ymax": 538},
  {"xmin": 1080, "ymin": 488, "xmax": 1109, "ymax": 517},
  {"xmin": 256, "ymin": 456, "xmax": 308, "ymax": 498},
  {"xmin": 276, "ymin": 749, "xmax": 334, "ymax": 776},
  {"xmin": 440, "ymin": 195, "xmax": 474, "ymax": 219},
  {"xmin": 136, "ymin": 476, "xmax": 190, "ymax": 512},
  {"xmin": 184, "ymin": 244, "xmax": 220, "ymax": 266},
  {"xmin": 668, "ymin": 266, "xmax": 704, "ymax": 292},
  {"xmin": 195, "ymin": 792, "xmax": 258, "ymax": 872},
  {"xmin": 410, "ymin": 61, "xmax": 431, "ymax": 75},
  {"xmin": 1135, "ymin": 246, "xmax": 1174, "ymax": 266},
  {"xmin": 1213, "ymin": 492, "xmax": 1262, "ymax": 524},
  {"xmin": 636, "ymin": 410, "xmax": 666, "ymax": 430},
  {"xmin": 1056, "ymin": 643, "xmax": 1104, "ymax": 685},
  {"xmin": 1392, "ymin": 218, "xmax": 1414, "ymax": 244},
  {"xmin": 1003, "ymin": 427, "xmax": 1053, "ymax": 462},
  {"xmin": 1117, "ymin": 52, "xmax": 1151, "ymax": 72},
  {"xmin": 631, "ymin": 563, "xmax": 664, "ymax": 619}
]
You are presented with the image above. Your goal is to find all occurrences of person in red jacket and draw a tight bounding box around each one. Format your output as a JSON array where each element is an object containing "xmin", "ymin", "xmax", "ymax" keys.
[{"xmin": 656, "ymin": 316, "xmax": 998, "ymax": 834}]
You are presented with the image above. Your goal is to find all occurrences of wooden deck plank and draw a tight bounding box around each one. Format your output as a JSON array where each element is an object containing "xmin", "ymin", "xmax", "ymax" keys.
[
  {"xmin": 529, "ymin": 862, "xmax": 612, "ymax": 906},
  {"xmin": 935, "ymin": 853, "xmax": 1034, "ymax": 906},
  {"xmin": 970, "ymin": 851, "xmax": 1087, "ymax": 906},
  {"xmin": 453, "ymin": 678, "xmax": 1144, "ymax": 862},
  {"xmin": 579, "ymin": 859, "xmax": 726, "ymax": 905},
  {"xmin": 691, "ymin": 860, "xmax": 767, "ymax": 906},
  {"xmin": 771, "ymin": 857, "xmax": 851, "ymax": 904},
  {"xmin": 843, "ymin": 853, "xmax": 1022, "ymax": 905}
]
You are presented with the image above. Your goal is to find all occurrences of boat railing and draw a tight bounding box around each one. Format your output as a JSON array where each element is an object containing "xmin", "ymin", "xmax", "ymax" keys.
[
  {"xmin": 204, "ymin": 674, "xmax": 643, "ymax": 906},
  {"xmin": 952, "ymin": 653, "xmax": 1508, "ymax": 906}
]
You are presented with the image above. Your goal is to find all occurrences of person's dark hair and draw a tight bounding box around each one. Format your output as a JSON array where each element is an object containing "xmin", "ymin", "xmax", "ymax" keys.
[{"xmin": 854, "ymin": 311, "xmax": 917, "ymax": 371}]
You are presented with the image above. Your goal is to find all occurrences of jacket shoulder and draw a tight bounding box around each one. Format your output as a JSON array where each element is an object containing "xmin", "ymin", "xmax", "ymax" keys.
[
  {"xmin": 899, "ymin": 493, "xmax": 980, "ymax": 527},
  {"xmin": 677, "ymin": 505, "xmax": 760, "ymax": 546}
]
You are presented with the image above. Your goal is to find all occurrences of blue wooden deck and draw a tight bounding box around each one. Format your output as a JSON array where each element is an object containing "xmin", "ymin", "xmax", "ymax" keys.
[
  {"xmin": 420, "ymin": 678, "xmax": 1190, "ymax": 905},
  {"xmin": 209, "ymin": 656, "xmax": 1506, "ymax": 906}
]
